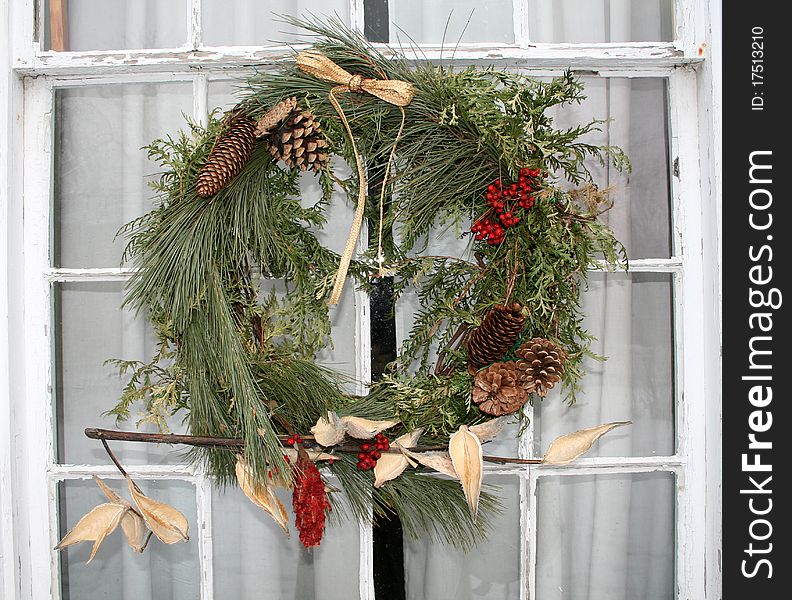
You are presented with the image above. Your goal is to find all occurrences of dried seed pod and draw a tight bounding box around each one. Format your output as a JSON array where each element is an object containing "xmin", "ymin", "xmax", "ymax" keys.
[
  {"xmin": 235, "ymin": 457, "xmax": 289, "ymax": 535},
  {"xmin": 469, "ymin": 415, "xmax": 513, "ymax": 442},
  {"xmin": 55, "ymin": 503, "xmax": 128, "ymax": 563},
  {"xmin": 543, "ymin": 421, "xmax": 631, "ymax": 464},
  {"xmin": 341, "ymin": 416, "xmax": 399, "ymax": 439},
  {"xmin": 310, "ymin": 411, "xmax": 346, "ymax": 447},
  {"xmin": 373, "ymin": 429, "xmax": 424, "ymax": 488},
  {"xmin": 127, "ymin": 478, "xmax": 190, "ymax": 544},
  {"xmin": 448, "ymin": 425, "xmax": 484, "ymax": 519}
]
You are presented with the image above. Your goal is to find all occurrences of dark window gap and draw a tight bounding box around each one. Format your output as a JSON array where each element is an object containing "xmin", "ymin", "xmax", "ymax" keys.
[{"xmin": 363, "ymin": 5, "xmax": 405, "ymax": 598}]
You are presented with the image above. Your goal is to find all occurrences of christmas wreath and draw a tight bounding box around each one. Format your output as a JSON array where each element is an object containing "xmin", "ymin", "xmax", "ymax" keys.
[{"xmin": 58, "ymin": 18, "xmax": 632, "ymax": 558}]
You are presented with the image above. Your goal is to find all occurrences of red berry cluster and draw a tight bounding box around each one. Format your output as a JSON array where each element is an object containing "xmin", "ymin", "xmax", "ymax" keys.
[
  {"xmin": 356, "ymin": 433, "xmax": 390, "ymax": 470},
  {"xmin": 286, "ymin": 434, "xmax": 304, "ymax": 446},
  {"xmin": 471, "ymin": 167, "xmax": 543, "ymax": 245}
]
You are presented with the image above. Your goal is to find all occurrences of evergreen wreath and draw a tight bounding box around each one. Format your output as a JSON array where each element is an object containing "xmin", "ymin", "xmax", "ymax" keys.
[{"xmin": 62, "ymin": 18, "xmax": 633, "ymax": 556}]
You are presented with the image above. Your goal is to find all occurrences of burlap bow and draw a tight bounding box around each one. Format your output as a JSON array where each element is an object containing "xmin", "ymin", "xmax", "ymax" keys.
[
  {"xmin": 296, "ymin": 51, "xmax": 414, "ymax": 305},
  {"xmin": 296, "ymin": 51, "xmax": 414, "ymax": 107}
]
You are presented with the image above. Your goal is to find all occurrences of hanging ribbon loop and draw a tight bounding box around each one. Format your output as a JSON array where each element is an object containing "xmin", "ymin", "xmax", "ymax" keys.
[{"xmin": 296, "ymin": 51, "xmax": 414, "ymax": 305}]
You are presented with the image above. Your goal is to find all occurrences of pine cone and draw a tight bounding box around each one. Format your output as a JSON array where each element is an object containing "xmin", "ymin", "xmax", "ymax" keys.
[
  {"xmin": 196, "ymin": 110, "xmax": 257, "ymax": 198},
  {"xmin": 515, "ymin": 338, "xmax": 567, "ymax": 397},
  {"xmin": 254, "ymin": 97, "xmax": 298, "ymax": 138},
  {"xmin": 267, "ymin": 109, "xmax": 329, "ymax": 172},
  {"xmin": 466, "ymin": 303, "xmax": 526, "ymax": 370},
  {"xmin": 472, "ymin": 361, "xmax": 530, "ymax": 416}
]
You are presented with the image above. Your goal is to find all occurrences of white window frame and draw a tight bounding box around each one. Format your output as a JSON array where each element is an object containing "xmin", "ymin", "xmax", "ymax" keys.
[{"xmin": 0, "ymin": 1, "xmax": 723, "ymax": 599}]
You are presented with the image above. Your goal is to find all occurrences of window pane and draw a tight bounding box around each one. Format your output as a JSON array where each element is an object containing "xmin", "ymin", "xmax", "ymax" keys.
[
  {"xmin": 212, "ymin": 482, "xmax": 360, "ymax": 599},
  {"xmin": 43, "ymin": 0, "xmax": 188, "ymax": 51},
  {"xmin": 54, "ymin": 83, "xmax": 193, "ymax": 268},
  {"xmin": 542, "ymin": 77, "xmax": 672, "ymax": 260},
  {"xmin": 527, "ymin": 0, "xmax": 674, "ymax": 43},
  {"xmin": 404, "ymin": 476, "xmax": 521, "ymax": 600},
  {"xmin": 535, "ymin": 472, "xmax": 675, "ymax": 600},
  {"xmin": 58, "ymin": 479, "xmax": 198, "ymax": 599},
  {"xmin": 202, "ymin": 1, "xmax": 350, "ymax": 46},
  {"xmin": 387, "ymin": 0, "xmax": 515, "ymax": 45},
  {"xmin": 54, "ymin": 282, "xmax": 186, "ymax": 465},
  {"xmin": 533, "ymin": 272, "xmax": 675, "ymax": 458}
]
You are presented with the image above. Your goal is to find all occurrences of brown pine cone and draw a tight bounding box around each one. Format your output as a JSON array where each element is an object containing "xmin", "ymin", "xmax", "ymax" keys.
[
  {"xmin": 472, "ymin": 361, "xmax": 530, "ymax": 416},
  {"xmin": 196, "ymin": 110, "xmax": 257, "ymax": 198},
  {"xmin": 254, "ymin": 97, "xmax": 298, "ymax": 138},
  {"xmin": 466, "ymin": 303, "xmax": 526, "ymax": 370},
  {"xmin": 515, "ymin": 338, "xmax": 567, "ymax": 397},
  {"xmin": 267, "ymin": 109, "xmax": 329, "ymax": 172}
]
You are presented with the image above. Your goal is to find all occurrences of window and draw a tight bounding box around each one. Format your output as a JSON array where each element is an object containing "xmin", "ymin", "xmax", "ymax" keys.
[{"xmin": 1, "ymin": 1, "xmax": 721, "ymax": 599}]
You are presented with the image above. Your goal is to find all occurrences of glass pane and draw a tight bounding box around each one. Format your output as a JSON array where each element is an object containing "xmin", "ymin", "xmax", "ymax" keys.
[
  {"xmin": 208, "ymin": 79, "xmax": 245, "ymax": 115},
  {"xmin": 212, "ymin": 481, "xmax": 360, "ymax": 600},
  {"xmin": 54, "ymin": 282, "xmax": 186, "ymax": 465},
  {"xmin": 527, "ymin": 0, "xmax": 674, "ymax": 43},
  {"xmin": 54, "ymin": 83, "xmax": 193, "ymax": 268},
  {"xmin": 387, "ymin": 0, "xmax": 515, "ymax": 45},
  {"xmin": 43, "ymin": 0, "xmax": 188, "ymax": 52},
  {"xmin": 404, "ymin": 475, "xmax": 521, "ymax": 599},
  {"xmin": 58, "ymin": 479, "xmax": 198, "ymax": 600},
  {"xmin": 536, "ymin": 472, "xmax": 675, "ymax": 600},
  {"xmin": 533, "ymin": 272, "xmax": 675, "ymax": 458},
  {"xmin": 202, "ymin": 1, "xmax": 350, "ymax": 47},
  {"xmin": 543, "ymin": 77, "xmax": 671, "ymax": 260}
]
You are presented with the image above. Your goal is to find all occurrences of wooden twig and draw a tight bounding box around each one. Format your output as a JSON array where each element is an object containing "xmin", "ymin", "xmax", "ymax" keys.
[
  {"xmin": 433, "ymin": 322, "xmax": 470, "ymax": 376},
  {"xmin": 84, "ymin": 428, "xmax": 543, "ymax": 464},
  {"xmin": 99, "ymin": 437, "xmax": 129, "ymax": 478}
]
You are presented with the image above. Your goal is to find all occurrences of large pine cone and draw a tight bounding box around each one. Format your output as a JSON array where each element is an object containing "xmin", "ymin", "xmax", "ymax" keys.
[
  {"xmin": 267, "ymin": 109, "xmax": 329, "ymax": 172},
  {"xmin": 467, "ymin": 303, "xmax": 526, "ymax": 370},
  {"xmin": 472, "ymin": 361, "xmax": 530, "ymax": 416},
  {"xmin": 196, "ymin": 110, "xmax": 257, "ymax": 198},
  {"xmin": 515, "ymin": 338, "xmax": 567, "ymax": 397}
]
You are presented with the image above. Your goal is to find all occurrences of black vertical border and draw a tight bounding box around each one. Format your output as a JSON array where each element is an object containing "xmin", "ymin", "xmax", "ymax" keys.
[{"xmin": 723, "ymin": 5, "xmax": 790, "ymax": 598}]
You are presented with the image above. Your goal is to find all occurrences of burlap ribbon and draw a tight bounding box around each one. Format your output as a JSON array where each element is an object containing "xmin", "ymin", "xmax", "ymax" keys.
[{"xmin": 296, "ymin": 51, "xmax": 414, "ymax": 305}]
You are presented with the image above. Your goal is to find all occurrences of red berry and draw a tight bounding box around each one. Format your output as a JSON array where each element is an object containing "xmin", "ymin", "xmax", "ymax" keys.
[
  {"xmin": 372, "ymin": 451, "xmax": 382, "ymax": 460},
  {"xmin": 283, "ymin": 454, "xmax": 290, "ymax": 463},
  {"xmin": 513, "ymin": 217, "xmax": 521, "ymax": 224},
  {"xmin": 494, "ymin": 179, "xmax": 502, "ymax": 188},
  {"xmin": 357, "ymin": 461, "xmax": 366, "ymax": 470},
  {"xmin": 361, "ymin": 443, "xmax": 370, "ymax": 451},
  {"xmin": 287, "ymin": 437, "xmax": 295, "ymax": 445},
  {"xmin": 520, "ymin": 167, "xmax": 530, "ymax": 177},
  {"xmin": 358, "ymin": 452, "xmax": 367, "ymax": 460}
]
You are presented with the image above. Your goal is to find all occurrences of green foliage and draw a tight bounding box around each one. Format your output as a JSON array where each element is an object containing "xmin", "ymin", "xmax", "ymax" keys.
[{"xmin": 328, "ymin": 455, "xmax": 499, "ymax": 550}]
